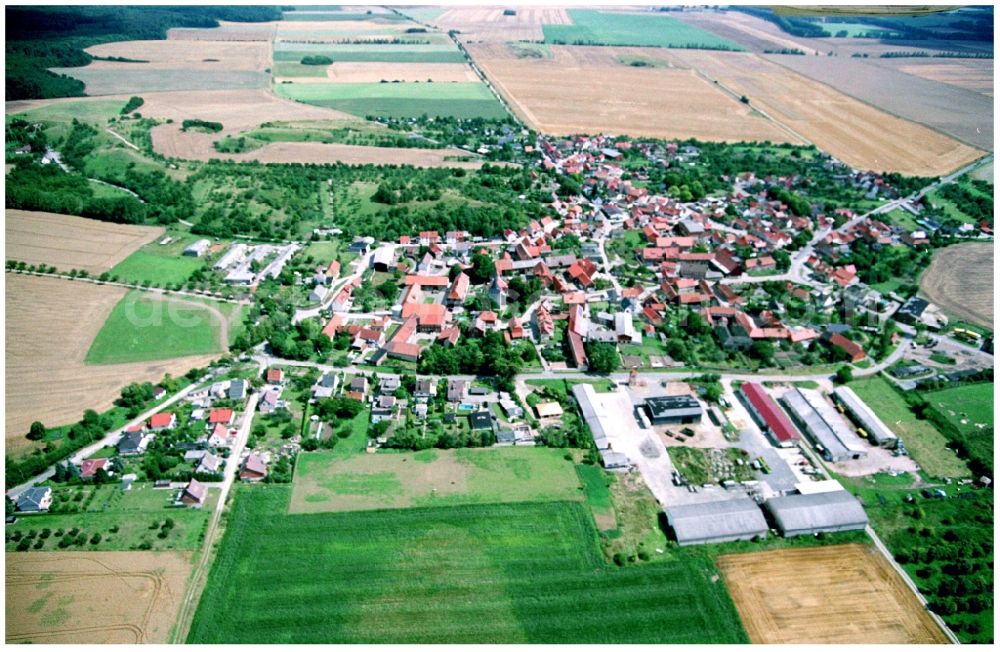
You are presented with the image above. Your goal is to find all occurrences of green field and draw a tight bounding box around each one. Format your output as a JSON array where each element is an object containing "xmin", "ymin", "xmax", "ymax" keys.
[
  {"xmin": 849, "ymin": 376, "xmax": 969, "ymax": 478},
  {"xmin": 109, "ymin": 234, "xmax": 208, "ymax": 285},
  {"xmin": 274, "ymin": 81, "xmax": 507, "ymax": 119},
  {"xmin": 291, "ymin": 447, "xmax": 584, "ymax": 513},
  {"xmin": 543, "ymin": 9, "xmax": 743, "ymax": 50},
  {"xmin": 188, "ymin": 487, "xmax": 748, "ymax": 643},
  {"xmin": 5, "ymin": 483, "xmax": 216, "ymax": 552},
  {"xmin": 9, "ymin": 99, "xmax": 128, "ymax": 125},
  {"xmin": 819, "ymin": 22, "xmax": 899, "ymax": 37},
  {"xmin": 85, "ymin": 290, "xmax": 237, "ymax": 364}
]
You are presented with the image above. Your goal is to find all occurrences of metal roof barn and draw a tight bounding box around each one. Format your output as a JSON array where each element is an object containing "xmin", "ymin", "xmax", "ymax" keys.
[
  {"xmin": 739, "ymin": 382, "xmax": 800, "ymax": 447},
  {"xmin": 781, "ymin": 388, "xmax": 866, "ymax": 462},
  {"xmin": 664, "ymin": 497, "xmax": 769, "ymax": 546},
  {"xmin": 764, "ymin": 490, "xmax": 869, "ymax": 537},
  {"xmin": 833, "ymin": 386, "xmax": 899, "ymax": 447}
]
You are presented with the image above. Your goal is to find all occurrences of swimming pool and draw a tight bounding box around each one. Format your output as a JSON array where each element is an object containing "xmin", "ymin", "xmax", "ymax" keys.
[{"xmin": 458, "ymin": 402, "xmax": 475, "ymax": 411}]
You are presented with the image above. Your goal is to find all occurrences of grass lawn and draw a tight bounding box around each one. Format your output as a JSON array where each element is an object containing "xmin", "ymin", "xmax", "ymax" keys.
[
  {"xmin": 290, "ymin": 446, "xmax": 583, "ymax": 513},
  {"xmin": 922, "ymin": 381, "xmax": 993, "ymax": 462},
  {"xmin": 925, "ymin": 190, "xmax": 980, "ymax": 224},
  {"xmin": 274, "ymin": 81, "xmax": 507, "ymax": 119},
  {"xmin": 5, "ymin": 482, "xmax": 217, "ymax": 553},
  {"xmin": 884, "ymin": 207, "xmax": 921, "ymax": 231},
  {"xmin": 543, "ymin": 9, "xmax": 743, "ymax": 50},
  {"xmin": 188, "ymin": 486, "xmax": 748, "ymax": 643},
  {"xmin": 110, "ymin": 240, "xmax": 207, "ymax": 286},
  {"xmin": 85, "ymin": 290, "xmax": 232, "ymax": 364},
  {"xmin": 849, "ymin": 376, "xmax": 969, "ymax": 478}
]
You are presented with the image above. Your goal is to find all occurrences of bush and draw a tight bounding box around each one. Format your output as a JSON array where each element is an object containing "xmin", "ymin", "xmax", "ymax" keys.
[
  {"xmin": 612, "ymin": 552, "xmax": 626, "ymax": 566},
  {"xmin": 90, "ymin": 533, "xmax": 102, "ymax": 545},
  {"xmin": 16, "ymin": 539, "xmax": 31, "ymax": 552}
]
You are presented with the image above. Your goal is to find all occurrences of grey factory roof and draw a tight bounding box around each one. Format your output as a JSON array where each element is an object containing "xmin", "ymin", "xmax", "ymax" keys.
[
  {"xmin": 781, "ymin": 389, "xmax": 865, "ymax": 462},
  {"xmin": 764, "ymin": 490, "xmax": 868, "ymax": 536},
  {"xmin": 572, "ymin": 383, "xmax": 611, "ymax": 449},
  {"xmin": 644, "ymin": 395, "xmax": 703, "ymax": 420},
  {"xmin": 833, "ymin": 387, "xmax": 898, "ymax": 445},
  {"xmin": 665, "ymin": 497, "xmax": 769, "ymax": 545}
]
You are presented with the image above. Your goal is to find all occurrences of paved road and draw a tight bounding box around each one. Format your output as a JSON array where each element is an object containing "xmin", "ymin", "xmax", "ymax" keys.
[
  {"xmin": 6, "ymin": 380, "xmax": 206, "ymax": 500},
  {"xmin": 293, "ymin": 247, "xmax": 376, "ymax": 324},
  {"xmin": 173, "ymin": 387, "xmax": 261, "ymax": 643}
]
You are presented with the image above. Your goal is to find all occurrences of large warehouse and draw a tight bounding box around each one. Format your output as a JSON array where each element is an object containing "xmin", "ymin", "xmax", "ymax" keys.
[
  {"xmin": 764, "ymin": 490, "xmax": 869, "ymax": 537},
  {"xmin": 739, "ymin": 382, "xmax": 801, "ymax": 447},
  {"xmin": 781, "ymin": 388, "xmax": 867, "ymax": 462},
  {"xmin": 832, "ymin": 386, "xmax": 899, "ymax": 447},
  {"xmin": 664, "ymin": 497, "xmax": 770, "ymax": 546},
  {"xmin": 644, "ymin": 395, "xmax": 703, "ymax": 425}
]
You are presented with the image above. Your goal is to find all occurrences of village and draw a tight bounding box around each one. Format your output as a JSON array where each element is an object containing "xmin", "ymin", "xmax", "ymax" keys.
[{"xmin": 10, "ymin": 132, "xmax": 993, "ymax": 557}]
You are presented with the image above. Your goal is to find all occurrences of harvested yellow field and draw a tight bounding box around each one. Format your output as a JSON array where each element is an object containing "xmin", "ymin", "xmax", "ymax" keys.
[
  {"xmin": 324, "ymin": 62, "xmax": 478, "ymax": 83},
  {"xmin": 718, "ymin": 544, "xmax": 949, "ymax": 644},
  {"xmin": 5, "ymin": 274, "xmax": 213, "ymax": 451},
  {"xmin": 888, "ymin": 60, "xmax": 994, "ymax": 97},
  {"xmin": 6, "ymin": 210, "xmax": 163, "ymax": 274},
  {"xmin": 666, "ymin": 49, "xmax": 983, "ymax": 176},
  {"xmin": 137, "ymin": 88, "xmax": 354, "ymax": 133},
  {"xmin": 468, "ymin": 43, "xmax": 797, "ymax": 144},
  {"xmin": 433, "ymin": 7, "xmax": 571, "ymax": 42},
  {"xmin": 168, "ymin": 20, "xmax": 278, "ymax": 42},
  {"xmin": 6, "ymin": 551, "xmax": 192, "ymax": 644},
  {"xmin": 84, "ymin": 39, "xmax": 270, "ymax": 71},
  {"xmin": 919, "ymin": 242, "xmax": 994, "ymax": 329}
]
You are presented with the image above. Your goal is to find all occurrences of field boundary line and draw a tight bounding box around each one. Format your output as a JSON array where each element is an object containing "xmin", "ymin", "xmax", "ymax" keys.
[
  {"xmin": 686, "ymin": 56, "xmax": 811, "ymax": 147},
  {"xmin": 865, "ymin": 525, "xmax": 960, "ymax": 644},
  {"xmin": 5, "ymin": 269, "xmax": 249, "ymax": 305}
]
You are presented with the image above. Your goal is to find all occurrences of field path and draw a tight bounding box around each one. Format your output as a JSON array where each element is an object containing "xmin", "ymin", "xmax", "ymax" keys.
[{"xmin": 105, "ymin": 128, "xmax": 139, "ymax": 150}]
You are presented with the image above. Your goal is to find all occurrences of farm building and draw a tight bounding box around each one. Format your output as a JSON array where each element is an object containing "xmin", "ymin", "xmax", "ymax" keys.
[
  {"xmin": 371, "ymin": 245, "xmax": 395, "ymax": 272},
  {"xmin": 572, "ymin": 383, "xmax": 614, "ymax": 450},
  {"xmin": 240, "ymin": 453, "xmax": 268, "ymax": 482},
  {"xmin": 533, "ymin": 401, "xmax": 563, "ymax": 418},
  {"xmin": 832, "ymin": 387, "xmax": 899, "ymax": 447},
  {"xmin": 780, "ymin": 389, "xmax": 867, "ymax": 462},
  {"xmin": 764, "ymin": 490, "xmax": 868, "ymax": 537},
  {"xmin": 644, "ymin": 395, "xmax": 703, "ymax": 425},
  {"xmin": 179, "ymin": 479, "xmax": 207, "ymax": 507},
  {"xmin": 16, "ymin": 486, "xmax": 52, "ymax": 513},
  {"xmin": 183, "ymin": 239, "xmax": 211, "ymax": 257},
  {"xmin": 600, "ymin": 449, "xmax": 630, "ymax": 470},
  {"xmin": 664, "ymin": 497, "xmax": 769, "ymax": 546},
  {"xmin": 739, "ymin": 383, "xmax": 800, "ymax": 447}
]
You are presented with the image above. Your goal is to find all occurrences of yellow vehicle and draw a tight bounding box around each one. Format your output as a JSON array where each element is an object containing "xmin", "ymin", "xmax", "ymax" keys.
[
  {"xmin": 952, "ymin": 328, "xmax": 982, "ymax": 344},
  {"xmin": 857, "ymin": 427, "xmax": 869, "ymax": 441}
]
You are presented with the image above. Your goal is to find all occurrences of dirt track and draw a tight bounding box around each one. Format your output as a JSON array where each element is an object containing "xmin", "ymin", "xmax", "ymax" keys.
[
  {"xmin": 6, "ymin": 210, "xmax": 163, "ymax": 274},
  {"xmin": 5, "ymin": 274, "xmax": 214, "ymax": 452},
  {"xmin": 718, "ymin": 544, "xmax": 949, "ymax": 644},
  {"xmin": 919, "ymin": 241, "xmax": 994, "ymax": 329},
  {"xmin": 6, "ymin": 551, "xmax": 192, "ymax": 644}
]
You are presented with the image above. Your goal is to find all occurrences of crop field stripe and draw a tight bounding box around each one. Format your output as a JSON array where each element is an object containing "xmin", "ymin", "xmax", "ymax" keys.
[
  {"xmin": 543, "ymin": 9, "xmax": 744, "ymax": 50},
  {"xmin": 189, "ymin": 488, "xmax": 746, "ymax": 643},
  {"xmin": 273, "ymin": 50, "xmax": 466, "ymax": 63}
]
